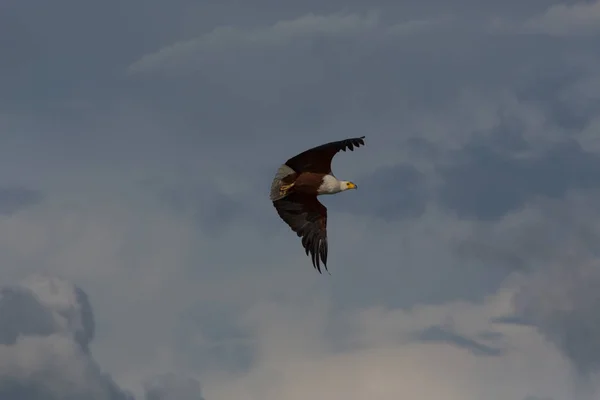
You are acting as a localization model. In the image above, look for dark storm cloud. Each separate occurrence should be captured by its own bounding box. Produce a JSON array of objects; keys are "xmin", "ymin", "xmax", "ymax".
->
[
  {"xmin": 127, "ymin": 30, "xmax": 578, "ymax": 143},
  {"xmin": 2, "ymin": 0, "xmax": 600, "ymax": 396},
  {"xmin": 0, "ymin": 187, "xmax": 42, "ymax": 215},
  {"xmin": 455, "ymin": 191, "xmax": 600, "ymax": 378},
  {"xmin": 0, "ymin": 287, "xmax": 56, "ymax": 344},
  {"xmin": 414, "ymin": 325, "xmax": 504, "ymax": 356},
  {"xmin": 437, "ymin": 140, "xmax": 600, "ymax": 220},
  {"xmin": 331, "ymin": 163, "xmax": 427, "ymax": 220},
  {"xmin": 72, "ymin": 286, "xmax": 96, "ymax": 353},
  {"xmin": 156, "ymin": 182, "xmax": 245, "ymax": 235}
]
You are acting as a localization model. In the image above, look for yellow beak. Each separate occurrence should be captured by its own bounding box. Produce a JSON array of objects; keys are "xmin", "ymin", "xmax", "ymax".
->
[{"xmin": 348, "ymin": 182, "xmax": 357, "ymax": 189}]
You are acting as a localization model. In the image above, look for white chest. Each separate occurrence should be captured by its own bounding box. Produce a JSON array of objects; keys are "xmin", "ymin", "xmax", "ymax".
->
[{"xmin": 318, "ymin": 175, "xmax": 342, "ymax": 195}]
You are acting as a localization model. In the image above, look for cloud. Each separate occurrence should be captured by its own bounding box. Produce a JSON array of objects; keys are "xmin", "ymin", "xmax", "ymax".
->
[
  {"xmin": 455, "ymin": 189, "xmax": 600, "ymax": 271},
  {"xmin": 21, "ymin": 275, "xmax": 95, "ymax": 352},
  {"xmin": 128, "ymin": 11, "xmax": 378, "ymax": 75},
  {"xmin": 128, "ymin": 11, "xmax": 450, "ymax": 75},
  {"xmin": 332, "ymin": 162, "xmax": 428, "ymax": 220},
  {"xmin": 0, "ymin": 334, "xmax": 134, "ymax": 400},
  {"xmin": 4, "ymin": 1, "xmax": 600, "ymax": 399},
  {"xmin": 204, "ymin": 287, "xmax": 574, "ymax": 400},
  {"xmin": 0, "ymin": 286, "xmax": 56, "ymax": 345},
  {"xmin": 437, "ymin": 140, "xmax": 600, "ymax": 220},
  {"xmin": 0, "ymin": 271, "xmax": 583, "ymax": 400},
  {"xmin": 144, "ymin": 373, "xmax": 205, "ymax": 400},
  {"xmin": 0, "ymin": 275, "xmax": 134, "ymax": 400},
  {"xmin": 414, "ymin": 324, "xmax": 504, "ymax": 357},
  {"xmin": 514, "ymin": 259, "xmax": 600, "ymax": 377},
  {"xmin": 452, "ymin": 189, "xmax": 600, "ymax": 389},
  {"xmin": 522, "ymin": 0, "xmax": 600, "ymax": 36},
  {"xmin": 0, "ymin": 186, "xmax": 42, "ymax": 215},
  {"xmin": 490, "ymin": 1, "xmax": 600, "ymax": 37},
  {"xmin": 0, "ymin": 275, "xmax": 206, "ymax": 400}
]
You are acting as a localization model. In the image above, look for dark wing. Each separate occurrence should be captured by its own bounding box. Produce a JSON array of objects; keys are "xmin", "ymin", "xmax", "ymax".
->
[
  {"xmin": 273, "ymin": 193, "xmax": 329, "ymax": 273},
  {"xmin": 284, "ymin": 136, "xmax": 366, "ymax": 174}
]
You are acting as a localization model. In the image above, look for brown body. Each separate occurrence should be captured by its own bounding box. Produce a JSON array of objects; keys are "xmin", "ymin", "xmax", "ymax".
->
[{"xmin": 280, "ymin": 172, "xmax": 324, "ymax": 196}]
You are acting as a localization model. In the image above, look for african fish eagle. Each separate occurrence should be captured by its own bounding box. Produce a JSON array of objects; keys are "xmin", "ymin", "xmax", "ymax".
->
[{"xmin": 270, "ymin": 136, "xmax": 366, "ymax": 273}]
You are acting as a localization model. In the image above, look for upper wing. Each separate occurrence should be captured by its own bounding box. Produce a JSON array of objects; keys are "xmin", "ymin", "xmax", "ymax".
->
[
  {"xmin": 273, "ymin": 193, "xmax": 329, "ymax": 273},
  {"xmin": 284, "ymin": 136, "xmax": 366, "ymax": 174}
]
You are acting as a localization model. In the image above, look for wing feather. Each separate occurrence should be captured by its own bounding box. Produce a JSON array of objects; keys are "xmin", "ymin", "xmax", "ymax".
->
[
  {"xmin": 284, "ymin": 136, "xmax": 366, "ymax": 174},
  {"xmin": 273, "ymin": 193, "xmax": 328, "ymax": 273}
]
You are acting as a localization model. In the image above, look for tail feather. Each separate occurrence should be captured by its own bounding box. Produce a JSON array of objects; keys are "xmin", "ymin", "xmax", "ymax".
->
[{"xmin": 270, "ymin": 164, "xmax": 296, "ymax": 201}]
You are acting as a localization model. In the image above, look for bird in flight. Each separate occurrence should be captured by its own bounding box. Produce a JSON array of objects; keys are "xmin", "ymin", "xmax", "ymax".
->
[{"xmin": 270, "ymin": 136, "xmax": 366, "ymax": 273}]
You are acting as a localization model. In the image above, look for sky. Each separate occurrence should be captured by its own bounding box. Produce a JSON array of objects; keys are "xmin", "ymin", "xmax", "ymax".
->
[{"xmin": 1, "ymin": 0, "xmax": 600, "ymax": 399}]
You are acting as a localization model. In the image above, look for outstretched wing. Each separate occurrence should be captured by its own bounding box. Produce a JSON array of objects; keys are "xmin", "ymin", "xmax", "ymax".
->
[
  {"xmin": 284, "ymin": 136, "xmax": 366, "ymax": 174},
  {"xmin": 273, "ymin": 193, "xmax": 329, "ymax": 273}
]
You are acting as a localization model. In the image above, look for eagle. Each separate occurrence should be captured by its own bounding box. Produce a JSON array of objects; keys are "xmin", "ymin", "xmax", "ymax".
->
[{"xmin": 270, "ymin": 136, "xmax": 366, "ymax": 273}]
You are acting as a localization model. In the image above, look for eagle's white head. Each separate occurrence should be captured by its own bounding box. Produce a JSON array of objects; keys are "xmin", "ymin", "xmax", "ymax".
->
[
  {"xmin": 339, "ymin": 180, "xmax": 357, "ymax": 191},
  {"xmin": 318, "ymin": 175, "xmax": 357, "ymax": 195}
]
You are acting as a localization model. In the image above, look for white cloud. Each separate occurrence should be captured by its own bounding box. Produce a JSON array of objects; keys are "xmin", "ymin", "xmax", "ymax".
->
[
  {"xmin": 0, "ymin": 276, "xmax": 133, "ymax": 400},
  {"xmin": 22, "ymin": 275, "xmax": 94, "ymax": 348},
  {"xmin": 2, "ymin": 170, "xmax": 599, "ymax": 398},
  {"xmin": 0, "ymin": 275, "xmax": 209, "ymax": 400},
  {"xmin": 203, "ymin": 284, "xmax": 575, "ymax": 400}
]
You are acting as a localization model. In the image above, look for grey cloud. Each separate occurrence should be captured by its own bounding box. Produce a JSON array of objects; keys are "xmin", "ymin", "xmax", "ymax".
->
[
  {"xmin": 177, "ymin": 307, "xmax": 255, "ymax": 374},
  {"xmin": 21, "ymin": 276, "xmax": 96, "ymax": 353},
  {"xmin": 523, "ymin": 397, "xmax": 554, "ymax": 400},
  {"xmin": 0, "ymin": 335, "xmax": 135, "ymax": 400},
  {"xmin": 437, "ymin": 140, "xmax": 600, "ymax": 220},
  {"xmin": 155, "ymin": 182, "xmax": 245, "ymax": 235},
  {"xmin": 128, "ymin": 11, "xmax": 456, "ymax": 76},
  {"xmin": 116, "ymin": 28, "xmax": 593, "ymax": 174},
  {"xmin": 454, "ymin": 189, "xmax": 600, "ymax": 275},
  {"xmin": 144, "ymin": 373, "xmax": 205, "ymax": 400},
  {"xmin": 414, "ymin": 325, "xmax": 504, "ymax": 357},
  {"xmin": 72, "ymin": 287, "xmax": 95, "ymax": 352},
  {"xmin": 3, "ymin": 0, "xmax": 600, "ymax": 397},
  {"xmin": 332, "ymin": 163, "xmax": 428, "ymax": 220},
  {"xmin": 454, "ymin": 191, "xmax": 600, "ymax": 377},
  {"xmin": 476, "ymin": 330, "xmax": 504, "ymax": 341},
  {"xmin": 521, "ymin": 1, "xmax": 600, "ymax": 36},
  {"xmin": 129, "ymin": 11, "xmax": 381, "ymax": 75},
  {"xmin": 0, "ymin": 276, "xmax": 204, "ymax": 400},
  {"xmin": 0, "ymin": 287, "xmax": 56, "ymax": 345},
  {"xmin": 0, "ymin": 277, "xmax": 134, "ymax": 400},
  {"xmin": 514, "ymin": 260, "xmax": 600, "ymax": 376},
  {"xmin": 4, "ymin": 0, "xmax": 593, "ymax": 161},
  {"xmin": 0, "ymin": 186, "xmax": 42, "ymax": 215},
  {"xmin": 490, "ymin": 315, "xmax": 533, "ymax": 327}
]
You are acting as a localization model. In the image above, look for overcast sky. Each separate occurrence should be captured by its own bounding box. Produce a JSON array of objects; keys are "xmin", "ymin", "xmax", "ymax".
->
[{"xmin": 2, "ymin": 0, "xmax": 600, "ymax": 399}]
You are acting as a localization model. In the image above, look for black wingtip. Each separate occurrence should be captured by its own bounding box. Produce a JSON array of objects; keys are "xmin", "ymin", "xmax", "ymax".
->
[
  {"xmin": 311, "ymin": 251, "xmax": 328, "ymax": 274},
  {"xmin": 312, "ymin": 256, "xmax": 322, "ymax": 273},
  {"xmin": 323, "ymin": 261, "xmax": 330, "ymax": 275}
]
